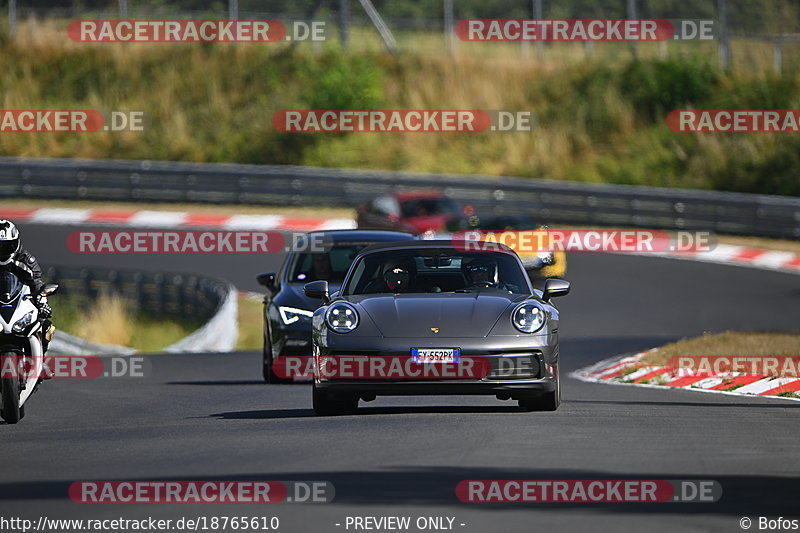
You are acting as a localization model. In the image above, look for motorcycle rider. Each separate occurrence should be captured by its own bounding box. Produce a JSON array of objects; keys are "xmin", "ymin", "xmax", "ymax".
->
[{"xmin": 0, "ymin": 220, "xmax": 54, "ymax": 353}]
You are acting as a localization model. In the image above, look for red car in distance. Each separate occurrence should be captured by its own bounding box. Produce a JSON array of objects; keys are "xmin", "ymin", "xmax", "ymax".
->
[
  {"xmin": 356, "ymin": 191, "xmax": 474, "ymax": 235},
  {"xmin": 357, "ymin": 190, "xmax": 568, "ymax": 278}
]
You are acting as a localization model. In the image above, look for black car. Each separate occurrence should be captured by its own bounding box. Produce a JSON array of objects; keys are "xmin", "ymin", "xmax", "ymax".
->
[
  {"xmin": 303, "ymin": 240, "xmax": 570, "ymax": 415},
  {"xmin": 256, "ymin": 230, "xmax": 415, "ymax": 383}
]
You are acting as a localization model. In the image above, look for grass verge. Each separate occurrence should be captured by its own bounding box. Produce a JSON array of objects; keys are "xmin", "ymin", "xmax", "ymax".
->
[
  {"xmin": 1, "ymin": 20, "xmax": 800, "ymax": 196},
  {"xmin": 236, "ymin": 293, "xmax": 264, "ymax": 351},
  {"xmin": 50, "ymin": 293, "xmax": 203, "ymax": 352},
  {"xmin": 640, "ymin": 331, "xmax": 800, "ymax": 366}
]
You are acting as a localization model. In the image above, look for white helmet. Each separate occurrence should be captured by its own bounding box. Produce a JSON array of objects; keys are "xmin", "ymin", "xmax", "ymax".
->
[{"xmin": 0, "ymin": 220, "xmax": 20, "ymax": 265}]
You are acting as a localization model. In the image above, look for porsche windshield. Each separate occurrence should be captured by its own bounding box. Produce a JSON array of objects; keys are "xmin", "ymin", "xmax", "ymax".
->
[{"xmin": 342, "ymin": 249, "xmax": 529, "ymax": 295}]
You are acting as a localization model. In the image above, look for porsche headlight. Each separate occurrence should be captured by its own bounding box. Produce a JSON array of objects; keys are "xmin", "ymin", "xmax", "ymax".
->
[
  {"xmin": 278, "ymin": 306, "xmax": 314, "ymax": 325},
  {"xmin": 512, "ymin": 302, "xmax": 546, "ymax": 333},
  {"xmin": 325, "ymin": 302, "xmax": 359, "ymax": 333},
  {"xmin": 12, "ymin": 311, "xmax": 34, "ymax": 333}
]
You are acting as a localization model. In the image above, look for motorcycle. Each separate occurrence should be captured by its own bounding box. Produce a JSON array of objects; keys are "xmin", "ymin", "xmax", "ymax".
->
[{"xmin": 0, "ymin": 272, "xmax": 57, "ymax": 424}]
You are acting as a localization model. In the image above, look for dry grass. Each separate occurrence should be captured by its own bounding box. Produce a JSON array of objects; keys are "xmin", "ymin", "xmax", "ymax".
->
[
  {"xmin": 2, "ymin": 18, "xmax": 800, "ymax": 196},
  {"xmin": 52, "ymin": 292, "xmax": 202, "ymax": 352},
  {"xmin": 75, "ymin": 292, "xmax": 133, "ymax": 346},
  {"xmin": 236, "ymin": 293, "xmax": 264, "ymax": 351},
  {"xmin": 641, "ymin": 331, "xmax": 800, "ymax": 366}
]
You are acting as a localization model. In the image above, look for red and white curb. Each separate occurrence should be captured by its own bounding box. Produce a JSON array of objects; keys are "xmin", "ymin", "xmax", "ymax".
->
[
  {"xmin": 4, "ymin": 206, "xmax": 799, "ymax": 272},
  {"xmin": 572, "ymin": 350, "xmax": 800, "ymax": 402},
  {"xmin": 626, "ymin": 243, "xmax": 800, "ymax": 274},
  {"xmin": 427, "ymin": 230, "xmax": 800, "ymax": 274},
  {"xmin": 0, "ymin": 207, "xmax": 356, "ymax": 231}
]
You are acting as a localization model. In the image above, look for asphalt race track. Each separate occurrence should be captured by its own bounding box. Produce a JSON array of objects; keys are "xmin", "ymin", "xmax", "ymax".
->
[{"xmin": 1, "ymin": 222, "xmax": 798, "ymax": 532}]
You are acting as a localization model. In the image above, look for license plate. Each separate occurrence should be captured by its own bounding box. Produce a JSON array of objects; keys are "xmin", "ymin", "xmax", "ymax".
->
[{"xmin": 411, "ymin": 348, "xmax": 460, "ymax": 363}]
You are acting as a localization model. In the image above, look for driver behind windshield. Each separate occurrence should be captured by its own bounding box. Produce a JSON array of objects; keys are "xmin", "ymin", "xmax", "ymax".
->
[
  {"xmin": 461, "ymin": 257, "xmax": 499, "ymax": 287},
  {"xmin": 365, "ymin": 258, "xmax": 417, "ymax": 293}
]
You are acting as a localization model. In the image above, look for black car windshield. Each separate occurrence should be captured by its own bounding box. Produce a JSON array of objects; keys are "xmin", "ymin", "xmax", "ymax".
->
[
  {"xmin": 400, "ymin": 197, "xmax": 460, "ymax": 218},
  {"xmin": 342, "ymin": 249, "xmax": 529, "ymax": 295},
  {"xmin": 290, "ymin": 243, "xmax": 371, "ymax": 283},
  {"xmin": 0, "ymin": 271, "xmax": 25, "ymax": 303}
]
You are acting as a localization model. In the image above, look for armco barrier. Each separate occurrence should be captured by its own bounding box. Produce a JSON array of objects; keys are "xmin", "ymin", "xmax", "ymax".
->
[
  {"xmin": 49, "ymin": 330, "xmax": 135, "ymax": 357},
  {"xmin": 164, "ymin": 288, "xmax": 238, "ymax": 353},
  {"xmin": 1, "ymin": 156, "xmax": 798, "ymax": 239},
  {"xmin": 43, "ymin": 265, "xmax": 238, "ymax": 353}
]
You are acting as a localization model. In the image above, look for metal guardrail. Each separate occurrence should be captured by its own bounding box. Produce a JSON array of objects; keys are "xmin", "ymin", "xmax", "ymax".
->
[
  {"xmin": 1, "ymin": 156, "xmax": 799, "ymax": 239},
  {"xmin": 50, "ymin": 330, "xmax": 135, "ymax": 357},
  {"xmin": 42, "ymin": 264, "xmax": 238, "ymax": 353}
]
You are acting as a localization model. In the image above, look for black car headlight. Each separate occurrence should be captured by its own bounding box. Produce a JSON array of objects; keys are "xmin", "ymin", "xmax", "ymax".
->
[
  {"xmin": 12, "ymin": 310, "xmax": 34, "ymax": 333},
  {"xmin": 278, "ymin": 306, "xmax": 314, "ymax": 325},
  {"xmin": 325, "ymin": 302, "xmax": 359, "ymax": 334},
  {"xmin": 511, "ymin": 302, "xmax": 546, "ymax": 333}
]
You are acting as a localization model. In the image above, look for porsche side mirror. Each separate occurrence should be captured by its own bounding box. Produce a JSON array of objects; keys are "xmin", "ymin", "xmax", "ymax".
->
[
  {"xmin": 304, "ymin": 280, "xmax": 330, "ymax": 303},
  {"xmin": 40, "ymin": 284, "xmax": 59, "ymax": 296},
  {"xmin": 542, "ymin": 278, "xmax": 570, "ymax": 301},
  {"xmin": 256, "ymin": 272, "xmax": 276, "ymax": 291}
]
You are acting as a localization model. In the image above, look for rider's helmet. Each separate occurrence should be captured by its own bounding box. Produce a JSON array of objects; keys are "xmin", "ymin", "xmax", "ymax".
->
[
  {"xmin": 383, "ymin": 258, "xmax": 417, "ymax": 292},
  {"xmin": 461, "ymin": 256, "xmax": 497, "ymax": 285},
  {"xmin": 0, "ymin": 220, "xmax": 20, "ymax": 266}
]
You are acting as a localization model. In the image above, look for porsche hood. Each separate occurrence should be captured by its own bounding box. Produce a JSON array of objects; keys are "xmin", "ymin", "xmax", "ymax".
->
[{"xmin": 351, "ymin": 293, "xmax": 527, "ymax": 338}]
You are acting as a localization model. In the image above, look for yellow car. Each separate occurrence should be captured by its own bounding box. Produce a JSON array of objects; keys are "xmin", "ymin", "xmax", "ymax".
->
[{"xmin": 473, "ymin": 227, "xmax": 568, "ymax": 279}]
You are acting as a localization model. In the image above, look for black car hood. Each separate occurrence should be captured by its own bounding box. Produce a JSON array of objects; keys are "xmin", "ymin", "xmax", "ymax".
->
[{"xmin": 352, "ymin": 292, "xmax": 527, "ymax": 338}]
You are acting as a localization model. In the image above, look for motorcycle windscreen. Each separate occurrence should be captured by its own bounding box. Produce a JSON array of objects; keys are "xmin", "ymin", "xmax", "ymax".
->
[{"xmin": 0, "ymin": 271, "xmax": 25, "ymax": 310}]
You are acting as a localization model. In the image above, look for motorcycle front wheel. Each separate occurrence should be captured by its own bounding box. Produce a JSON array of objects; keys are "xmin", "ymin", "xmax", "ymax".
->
[{"xmin": 1, "ymin": 352, "xmax": 21, "ymax": 424}]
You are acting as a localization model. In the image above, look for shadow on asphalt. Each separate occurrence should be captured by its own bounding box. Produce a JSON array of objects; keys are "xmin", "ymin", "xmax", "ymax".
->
[
  {"xmin": 167, "ymin": 380, "xmax": 267, "ymax": 386},
  {"xmin": 209, "ymin": 408, "xmax": 317, "ymax": 419},
  {"xmin": 209, "ymin": 405, "xmax": 528, "ymax": 419}
]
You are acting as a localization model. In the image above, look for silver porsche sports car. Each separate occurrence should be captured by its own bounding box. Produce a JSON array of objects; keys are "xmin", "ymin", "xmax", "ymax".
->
[{"xmin": 303, "ymin": 240, "xmax": 570, "ymax": 415}]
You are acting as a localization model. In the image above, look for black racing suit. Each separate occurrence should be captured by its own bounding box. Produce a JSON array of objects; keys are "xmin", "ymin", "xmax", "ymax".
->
[
  {"xmin": 6, "ymin": 248, "xmax": 44, "ymax": 293},
  {"xmin": 3, "ymin": 248, "xmax": 52, "ymax": 352}
]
